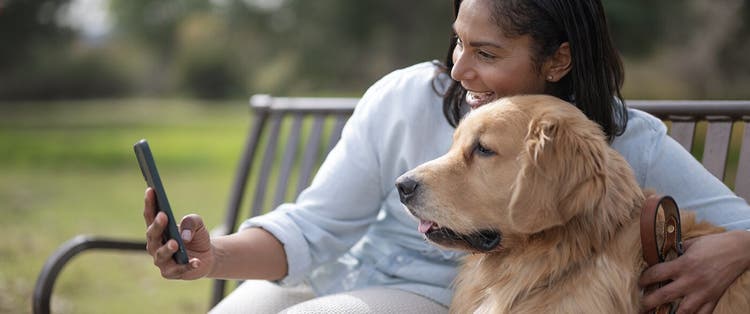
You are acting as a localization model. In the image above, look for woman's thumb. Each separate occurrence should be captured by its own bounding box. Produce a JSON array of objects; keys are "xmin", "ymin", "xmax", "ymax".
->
[{"xmin": 179, "ymin": 214, "xmax": 204, "ymax": 242}]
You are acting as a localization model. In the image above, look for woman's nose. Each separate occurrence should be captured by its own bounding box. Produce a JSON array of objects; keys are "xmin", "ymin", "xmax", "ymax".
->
[{"xmin": 451, "ymin": 49, "xmax": 476, "ymax": 81}]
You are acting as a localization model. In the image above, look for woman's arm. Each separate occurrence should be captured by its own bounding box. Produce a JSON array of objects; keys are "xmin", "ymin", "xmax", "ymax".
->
[
  {"xmin": 625, "ymin": 113, "xmax": 750, "ymax": 312},
  {"xmin": 144, "ymin": 188, "xmax": 288, "ymax": 281},
  {"xmin": 208, "ymin": 227, "xmax": 288, "ymax": 280}
]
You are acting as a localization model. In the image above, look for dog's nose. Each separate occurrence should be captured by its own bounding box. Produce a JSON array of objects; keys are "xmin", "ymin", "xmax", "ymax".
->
[{"xmin": 396, "ymin": 176, "xmax": 419, "ymax": 204}]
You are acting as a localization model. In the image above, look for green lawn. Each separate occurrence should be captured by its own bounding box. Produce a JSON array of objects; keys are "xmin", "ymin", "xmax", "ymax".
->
[{"xmin": 0, "ymin": 99, "xmax": 250, "ymax": 314}]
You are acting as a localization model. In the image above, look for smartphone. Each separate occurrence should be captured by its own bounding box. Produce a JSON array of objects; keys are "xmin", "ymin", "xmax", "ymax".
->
[{"xmin": 134, "ymin": 139, "xmax": 189, "ymax": 264}]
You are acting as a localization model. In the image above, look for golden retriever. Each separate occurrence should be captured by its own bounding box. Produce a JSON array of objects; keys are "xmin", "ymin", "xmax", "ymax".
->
[{"xmin": 396, "ymin": 95, "xmax": 750, "ymax": 313}]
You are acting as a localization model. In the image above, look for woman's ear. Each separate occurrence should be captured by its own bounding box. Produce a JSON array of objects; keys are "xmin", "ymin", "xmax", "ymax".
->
[{"xmin": 543, "ymin": 42, "xmax": 572, "ymax": 82}]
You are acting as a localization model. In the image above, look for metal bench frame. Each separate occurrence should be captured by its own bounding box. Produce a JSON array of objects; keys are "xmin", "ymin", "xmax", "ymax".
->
[{"xmin": 32, "ymin": 96, "xmax": 750, "ymax": 313}]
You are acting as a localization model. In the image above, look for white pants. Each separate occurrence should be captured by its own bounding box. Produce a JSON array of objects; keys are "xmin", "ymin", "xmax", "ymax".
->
[{"xmin": 209, "ymin": 280, "xmax": 448, "ymax": 314}]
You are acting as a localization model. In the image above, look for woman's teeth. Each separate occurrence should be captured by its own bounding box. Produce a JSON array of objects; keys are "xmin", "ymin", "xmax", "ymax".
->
[{"xmin": 466, "ymin": 91, "xmax": 495, "ymax": 109}]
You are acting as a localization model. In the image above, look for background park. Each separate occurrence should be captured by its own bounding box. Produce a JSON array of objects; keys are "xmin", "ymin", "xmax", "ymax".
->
[{"xmin": 1, "ymin": 0, "xmax": 749, "ymax": 313}]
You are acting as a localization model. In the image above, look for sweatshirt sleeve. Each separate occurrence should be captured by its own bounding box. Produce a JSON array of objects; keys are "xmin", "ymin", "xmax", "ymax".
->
[{"xmin": 238, "ymin": 68, "xmax": 410, "ymax": 285}]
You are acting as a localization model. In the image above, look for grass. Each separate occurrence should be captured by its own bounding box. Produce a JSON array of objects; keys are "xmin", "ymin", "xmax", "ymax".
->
[{"xmin": 0, "ymin": 99, "xmax": 249, "ymax": 314}]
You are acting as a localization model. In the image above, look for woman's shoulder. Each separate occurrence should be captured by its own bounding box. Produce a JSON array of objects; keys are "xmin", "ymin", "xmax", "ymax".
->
[
  {"xmin": 622, "ymin": 107, "xmax": 668, "ymax": 139},
  {"xmin": 382, "ymin": 60, "xmax": 448, "ymax": 85},
  {"xmin": 356, "ymin": 61, "xmax": 449, "ymax": 118},
  {"xmin": 610, "ymin": 107, "xmax": 672, "ymax": 184},
  {"xmin": 611, "ymin": 108, "xmax": 668, "ymax": 157},
  {"xmin": 362, "ymin": 61, "xmax": 448, "ymax": 102}
]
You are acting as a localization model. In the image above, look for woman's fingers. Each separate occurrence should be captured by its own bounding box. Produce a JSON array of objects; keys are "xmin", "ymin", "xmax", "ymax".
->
[
  {"xmin": 639, "ymin": 258, "xmax": 685, "ymax": 311},
  {"xmin": 152, "ymin": 239, "xmax": 193, "ymax": 278},
  {"xmin": 639, "ymin": 259, "xmax": 680, "ymax": 287},
  {"xmin": 154, "ymin": 239, "xmax": 177, "ymax": 264},
  {"xmin": 145, "ymin": 211, "xmax": 167, "ymax": 254},
  {"xmin": 143, "ymin": 188, "xmax": 157, "ymax": 225}
]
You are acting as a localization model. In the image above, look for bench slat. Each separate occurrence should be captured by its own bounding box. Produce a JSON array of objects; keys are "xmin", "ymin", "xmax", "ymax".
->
[
  {"xmin": 735, "ymin": 121, "xmax": 750, "ymax": 200},
  {"xmin": 223, "ymin": 111, "xmax": 269, "ymax": 234},
  {"xmin": 251, "ymin": 113, "xmax": 283, "ymax": 217},
  {"xmin": 701, "ymin": 119, "xmax": 732, "ymax": 180},
  {"xmin": 273, "ymin": 114, "xmax": 304, "ymax": 207},
  {"xmin": 297, "ymin": 115, "xmax": 326, "ymax": 195},
  {"xmin": 669, "ymin": 120, "xmax": 696, "ymax": 152}
]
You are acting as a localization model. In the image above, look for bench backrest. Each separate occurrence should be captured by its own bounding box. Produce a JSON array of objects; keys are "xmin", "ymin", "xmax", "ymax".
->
[
  {"xmin": 628, "ymin": 100, "xmax": 750, "ymax": 197},
  {"xmin": 210, "ymin": 96, "xmax": 750, "ymax": 306},
  {"xmin": 210, "ymin": 95, "xmax": 358, "ymax": 304}
]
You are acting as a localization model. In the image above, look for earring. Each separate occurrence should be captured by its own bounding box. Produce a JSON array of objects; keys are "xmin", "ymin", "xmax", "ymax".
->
[{"xmin": 547, "ymin": 75, "xmax": 554, "ymax": 81}]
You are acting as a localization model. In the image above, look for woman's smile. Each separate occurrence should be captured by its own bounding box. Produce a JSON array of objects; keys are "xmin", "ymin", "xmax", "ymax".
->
[{"xmin": 465, "ymin": 90, "xmax": 496, "ymax": 110}]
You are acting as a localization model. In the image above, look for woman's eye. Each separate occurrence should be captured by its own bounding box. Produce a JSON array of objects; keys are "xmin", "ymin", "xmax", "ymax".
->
[
  {"xmin": 477, "ymin": 50, "xmax": 495, "ymax": 60},
  {"xmin": 475, "ymin": 143, "xmax": 495, "ymax": 157},
  {"xmin": 455, "ymin": 37, "xmax": 464, "ymax": 48}
]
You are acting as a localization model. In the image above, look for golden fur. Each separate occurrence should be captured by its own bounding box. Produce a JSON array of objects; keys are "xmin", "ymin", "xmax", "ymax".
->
[{"xmin": 398, "ymin": 95, "xmax": 750, "ymax": 313}]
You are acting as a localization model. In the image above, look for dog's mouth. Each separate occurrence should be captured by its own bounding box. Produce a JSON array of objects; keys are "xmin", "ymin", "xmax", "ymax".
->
[{"xmin": 418, "ymin": 219, "xmax": 502, "ymax": 253}]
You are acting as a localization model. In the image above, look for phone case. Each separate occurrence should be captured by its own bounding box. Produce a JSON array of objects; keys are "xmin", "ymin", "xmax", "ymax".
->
[{"xmin": 134, "ymin": 139, "xmax": 189, "ymax": 264}]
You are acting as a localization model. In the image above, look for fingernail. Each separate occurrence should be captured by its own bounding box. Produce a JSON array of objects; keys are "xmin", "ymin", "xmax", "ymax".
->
[{"xmin": 181, "ymin": 229, "xmax": 192, "ymax": 241}]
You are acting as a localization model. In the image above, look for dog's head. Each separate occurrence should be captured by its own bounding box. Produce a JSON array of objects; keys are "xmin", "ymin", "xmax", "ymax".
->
[{"xmin": 396, "ymin": 95, "xmax": 627, "ymax": 253}]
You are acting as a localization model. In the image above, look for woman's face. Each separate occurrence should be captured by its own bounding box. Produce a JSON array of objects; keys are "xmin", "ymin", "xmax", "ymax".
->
[{"xmin": 451, "ymin": 0, "xmax": 548, "ymax": 110}]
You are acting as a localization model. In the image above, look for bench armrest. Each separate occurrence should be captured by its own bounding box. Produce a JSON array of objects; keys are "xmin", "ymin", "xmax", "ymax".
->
[{"xmin": 32, "ymin": 235, "xmax": 145, "ymax": 314}]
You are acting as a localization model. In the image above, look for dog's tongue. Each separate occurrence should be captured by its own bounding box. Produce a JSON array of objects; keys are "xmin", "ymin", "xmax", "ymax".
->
[{"xmin": 418, "ymin": 220, "xmax": 435, "ymax": 233}]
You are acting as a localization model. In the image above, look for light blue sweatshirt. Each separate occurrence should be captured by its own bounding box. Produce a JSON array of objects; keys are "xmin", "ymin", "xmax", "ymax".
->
[{"xmin": 241, "ymin": 61, "xmax": 750, "ymax": 306}]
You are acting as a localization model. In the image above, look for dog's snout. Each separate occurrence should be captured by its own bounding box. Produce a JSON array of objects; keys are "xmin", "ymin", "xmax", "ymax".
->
[{"xmin": 396, "ymin": 176, "xmax": 419, "ymax": 204}]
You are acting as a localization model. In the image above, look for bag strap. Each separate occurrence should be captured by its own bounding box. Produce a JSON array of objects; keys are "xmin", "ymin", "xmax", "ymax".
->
[{"xmin": 640, "ymin": 194, "xmax": 684, "ymax": 314}]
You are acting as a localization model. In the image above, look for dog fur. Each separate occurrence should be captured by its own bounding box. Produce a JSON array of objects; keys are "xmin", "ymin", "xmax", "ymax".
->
[{"xmin": 396, "ymin": 95, "xmax": 750, "ymax": 313}]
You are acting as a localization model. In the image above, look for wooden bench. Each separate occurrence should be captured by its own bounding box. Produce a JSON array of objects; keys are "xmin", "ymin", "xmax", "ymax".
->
[{"xmin": 32, "ymin": 96, "xmax": 750, "ymax": 313}]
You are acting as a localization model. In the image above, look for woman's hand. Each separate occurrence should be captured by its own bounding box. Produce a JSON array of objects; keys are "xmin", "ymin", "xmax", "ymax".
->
[
  {"xmin": 639, "ymin": 230, "xmax": 750, "ymax": 314},
  {"xmin": 143, "ymin": 188, "xmax": 215, "ymax": 280}
]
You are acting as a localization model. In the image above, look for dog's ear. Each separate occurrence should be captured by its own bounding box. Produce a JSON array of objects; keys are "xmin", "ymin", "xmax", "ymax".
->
[{"xmin": 508, "ymin": 108, "xmax": 607, "ymax": 234}]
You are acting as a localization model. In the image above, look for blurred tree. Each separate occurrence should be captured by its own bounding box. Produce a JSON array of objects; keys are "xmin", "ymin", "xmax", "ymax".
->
[
  {"xmin": 108, "ymin": 0, "xmax": 212, "ymax": 95},
  {"xmin": 1, "ymin": 0, "xmax": 748, "ymax": 100},
  {"xmin": 719, "ymin": 2, "xmax": 750, "ymax": 83},
  {"xmin": 0, "ymin": 0, "xmax": 131, "ymax": 100},
  {"xmin": 216, "ymin": 0, "xmax": 451, "ymax": 95},
  {"xmin": 602, "ymin": 0, "xmax": 685, "ymax": 59},
  {"xmin": 0, "ymin": 0, "xmax": 73, "ymax": 72},
  {"xmin": 173, "ymin": 12, "xmax": 243, "ymax": 98}
]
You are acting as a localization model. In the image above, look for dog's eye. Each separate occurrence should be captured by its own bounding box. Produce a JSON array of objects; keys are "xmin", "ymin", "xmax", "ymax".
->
[{"xmin": 475, "ymin": 143, "xmax": 495, "ymax": 157}]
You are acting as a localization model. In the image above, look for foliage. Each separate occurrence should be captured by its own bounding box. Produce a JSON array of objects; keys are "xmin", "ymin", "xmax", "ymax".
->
[
  {"xmin": 0, "ymin": 48, "xmax": 133, "ymax": 100},
  {"xmin": 0, "ymin": 0, "xmax": 74, "ymax": 71},
  {"xmin": 0, "ymin": 0, "xmax": 748, "ymax": 100}
]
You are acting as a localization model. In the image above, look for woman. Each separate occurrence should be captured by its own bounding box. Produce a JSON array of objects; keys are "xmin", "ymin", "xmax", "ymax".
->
[{"xmin": 144, "ymin": 0, "xmax": 750, "ymax": 312}]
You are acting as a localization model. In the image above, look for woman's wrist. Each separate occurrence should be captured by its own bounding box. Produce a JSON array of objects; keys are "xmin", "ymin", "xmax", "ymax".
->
[
  {"xmin": 204, "ymin": 228, "xmax": 288, "ymax": 280},
  {"xmin": 206, "ymin": 237, "xmax": 225, "ymax": 279}
]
